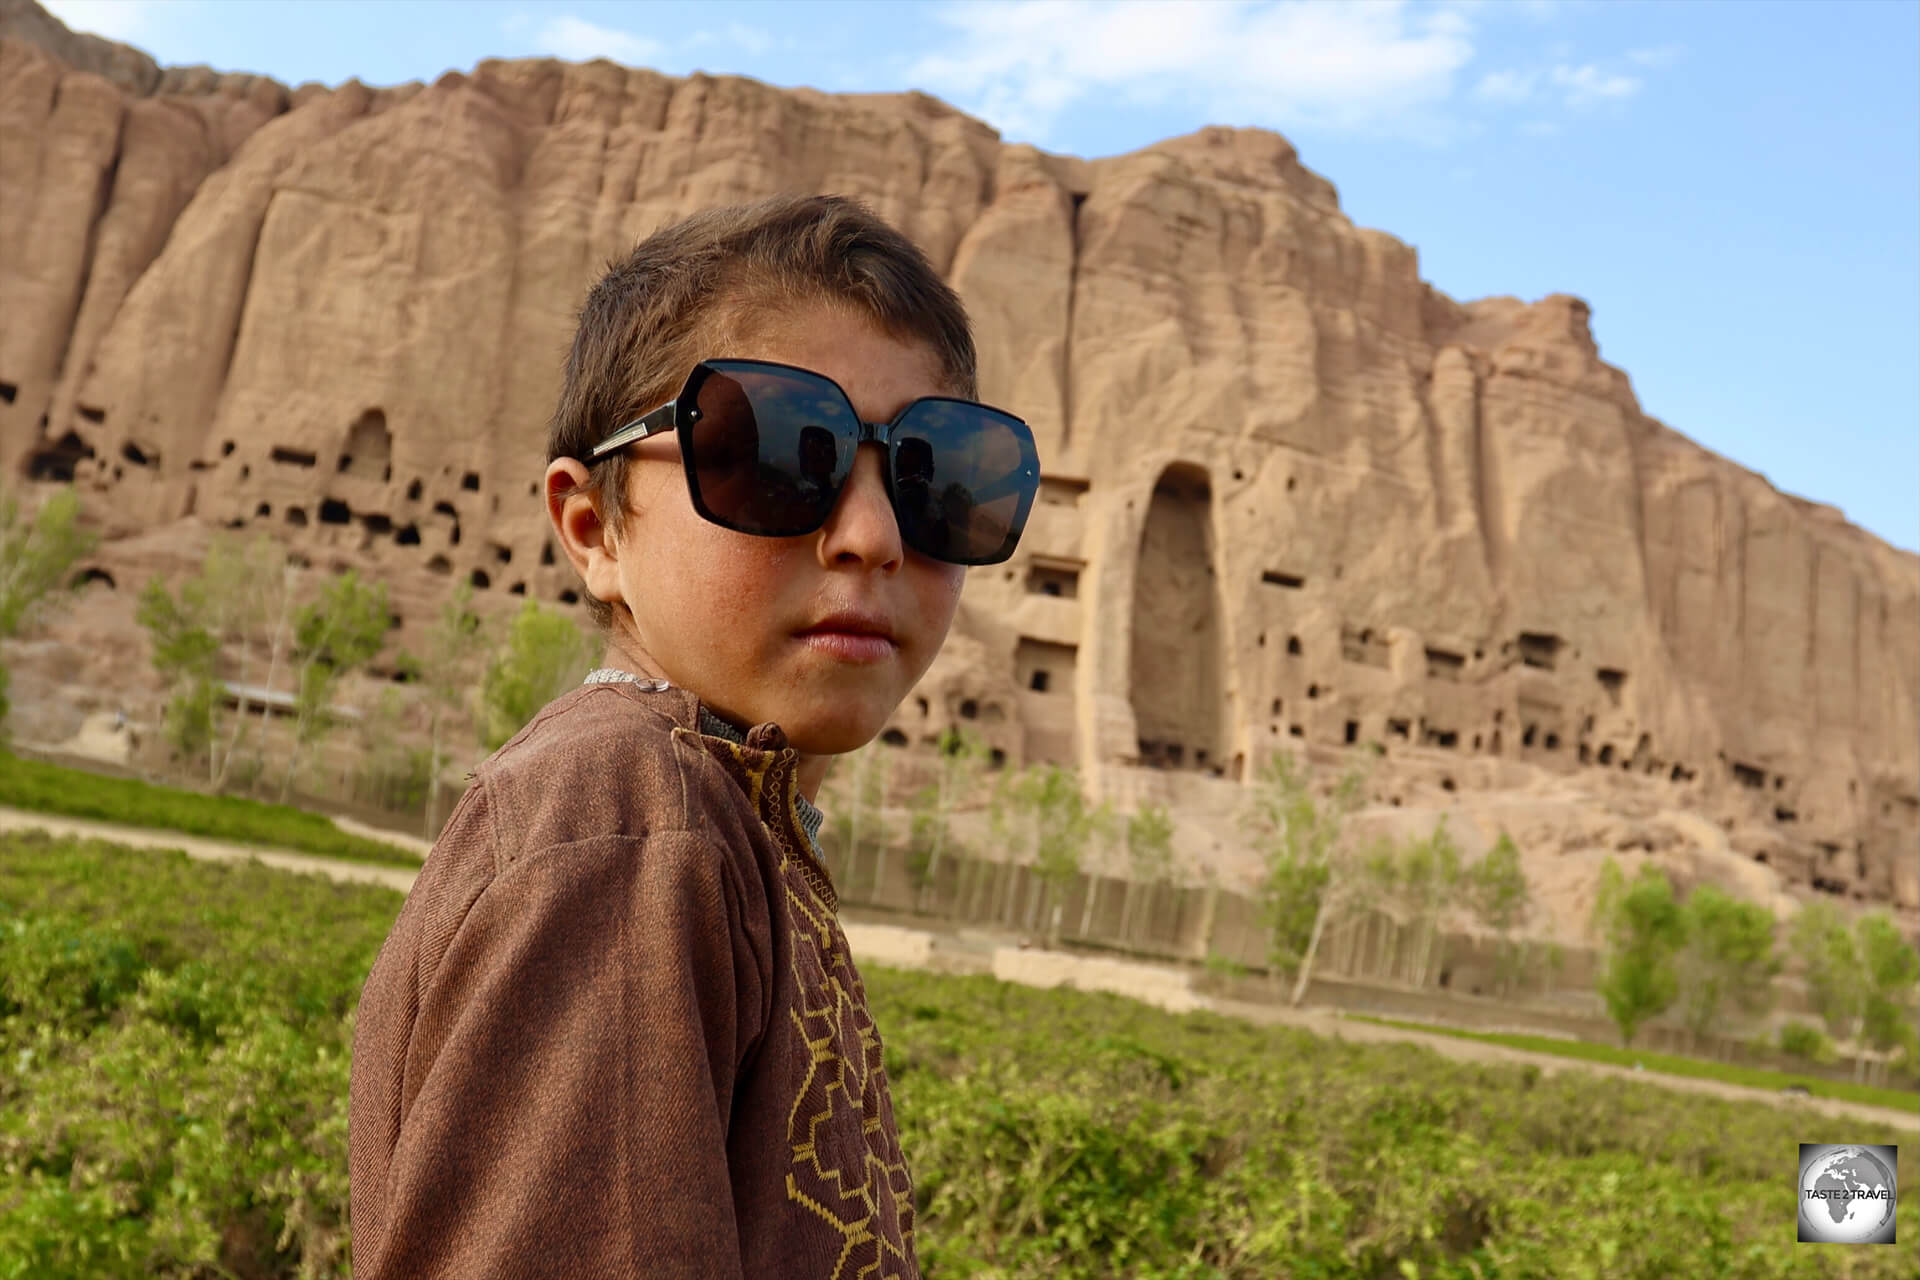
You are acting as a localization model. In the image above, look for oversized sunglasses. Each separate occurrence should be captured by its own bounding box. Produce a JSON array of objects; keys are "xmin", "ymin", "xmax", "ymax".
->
[{"xmin": 588, "ymin": 358, "xmax": 1041, "ymax": 566}]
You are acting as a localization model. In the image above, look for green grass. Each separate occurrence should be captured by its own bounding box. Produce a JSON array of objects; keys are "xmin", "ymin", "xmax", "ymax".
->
[
  {"xmin": 5, "ymin": 829, "xmax": 1915, "ymax": 1279},
  {"xmin": 1350, "ymin": 1013, "xmax": 1920, "ymax": 1113},
  {"xmin": 0, "ymin": 750, "xmax": 420, "ymax": 867}
]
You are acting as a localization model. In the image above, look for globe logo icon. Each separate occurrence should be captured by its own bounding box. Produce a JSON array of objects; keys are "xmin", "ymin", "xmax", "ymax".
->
[{"xmin": 1798, "ymin": 1144, "xmax": 1897, "ymax": 1244}]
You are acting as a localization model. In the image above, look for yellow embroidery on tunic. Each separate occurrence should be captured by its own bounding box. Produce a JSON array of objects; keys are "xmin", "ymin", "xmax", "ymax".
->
[{"xmin": 678, "ymin": 729, "xmax": 916, "ymax": 1280}]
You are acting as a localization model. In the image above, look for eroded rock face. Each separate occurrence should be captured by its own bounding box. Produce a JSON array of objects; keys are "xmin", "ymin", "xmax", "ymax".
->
[{"xmin": 2, "ymin": 0, "xmax": 1914, "ymax": 922}]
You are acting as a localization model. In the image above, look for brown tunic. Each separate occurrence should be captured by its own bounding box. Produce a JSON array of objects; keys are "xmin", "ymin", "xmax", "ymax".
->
[{"xmin": 348, "ymin": 680, "xmax": 918, "ymax": 1279}]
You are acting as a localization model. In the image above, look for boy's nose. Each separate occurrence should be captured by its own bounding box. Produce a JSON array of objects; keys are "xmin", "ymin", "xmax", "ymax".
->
[{"xmin": 820, "ymin": 442, "xmax": 903, "ymax": 558}]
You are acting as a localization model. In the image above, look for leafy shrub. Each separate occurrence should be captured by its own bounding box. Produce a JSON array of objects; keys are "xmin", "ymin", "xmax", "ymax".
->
[
  {"xmin": 1778, "ymin": 1019, "xmax": 1837, "ymax": 1064},
  {"xmin": 0, "ymin": 832, "xmax": 399, "ymax": 1277},
  {"xmin": 4, "ymin": 831, "xmax": 1915, "ymax": 1279}
]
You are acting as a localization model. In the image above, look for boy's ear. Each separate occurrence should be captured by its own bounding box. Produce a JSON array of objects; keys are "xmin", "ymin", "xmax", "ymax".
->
[{"xmin": 545, "ymin": 459, "xmax": 627, "ymax": 608}]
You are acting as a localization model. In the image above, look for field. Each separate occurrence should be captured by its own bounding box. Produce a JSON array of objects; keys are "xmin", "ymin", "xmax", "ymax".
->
[
  {"xmin": 2, "ymin": 831, "xmax": 1914, "ymax": 1279},
  {"xmin": 0, "ymin": 751, "xmax": 420, "ymax": 867}
]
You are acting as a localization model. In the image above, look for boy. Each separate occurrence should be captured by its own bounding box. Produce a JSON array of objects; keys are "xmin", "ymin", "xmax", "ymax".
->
[{"xmin": 347, "ymin": 195, "xmax": 1040, "ymax": 1278}]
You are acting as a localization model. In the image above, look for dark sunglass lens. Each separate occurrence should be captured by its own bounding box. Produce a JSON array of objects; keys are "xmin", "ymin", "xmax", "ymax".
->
[
  {"xmin": 892, "ymin": 401, "xmax": 1035, "ymax": 564},
  {"xmin": 691, "ymin": 366, "xmax": 854, "ymax": 535}
]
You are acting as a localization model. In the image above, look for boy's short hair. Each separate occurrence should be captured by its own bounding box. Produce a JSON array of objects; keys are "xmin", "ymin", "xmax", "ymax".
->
[{"xmin": 547, "ymin": 194, "xmax": 979, "ymax": 631}]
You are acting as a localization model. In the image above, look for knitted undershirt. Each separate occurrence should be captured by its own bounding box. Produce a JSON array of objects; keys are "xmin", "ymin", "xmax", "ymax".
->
[{"xmin": 580, "ymin": 668, "xmax": 827, "ymax": 860}]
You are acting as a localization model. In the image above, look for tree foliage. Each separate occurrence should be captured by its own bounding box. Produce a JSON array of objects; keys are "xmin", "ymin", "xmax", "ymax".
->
[
  {"xmin": 0, "ymin": 481, "xmax": 99, "ymax": 737},
  {"xmin": 1789, "ymin": 903, "xmax": 1920, "ymax": 1083},
  {"xmin": 1238, "ymin": 750, "xmax": 1365, "ymax": 1002},
  {"xmin": 1674, "ymin": 885, "xmax": 1780, "ymax": 1046},
  {"xmin": 1465, "ymin": 831, "xmax": 1533, "ymax": 994},
  {"xmin": 1590, "ymin": 859, "xmax": 1687, "ymax": 1046},
  {"xmin": 0, "ymin": 484, "xmax": 98, "ymax": 637},
  {"xmin": 476, "ymin": 599, "xmax": 593, "ymax": 751},
  {"xmin": 401, "ymin": 579, "xmax": 491, "ymax": 836},
  {"xmin": 281, "ymin": 570, "xmax": 390, "ymax": 800}
]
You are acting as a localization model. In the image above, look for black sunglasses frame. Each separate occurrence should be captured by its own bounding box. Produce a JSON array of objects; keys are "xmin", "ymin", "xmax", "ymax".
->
[{"xmin": 587, "ymin": 358, "xmax": 1041, "ymax": 566}]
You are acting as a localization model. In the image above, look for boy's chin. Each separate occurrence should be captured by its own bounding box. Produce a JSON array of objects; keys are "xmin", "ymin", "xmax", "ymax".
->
[{"xmin": 779, "ymin": 709, "xmax": 893, "ymax": 757}]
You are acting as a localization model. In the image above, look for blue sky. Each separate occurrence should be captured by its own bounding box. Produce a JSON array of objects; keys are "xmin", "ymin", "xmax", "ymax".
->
[{"xmin": 47, "ymin": 0, "xmax": 1919, "ymax": 552}]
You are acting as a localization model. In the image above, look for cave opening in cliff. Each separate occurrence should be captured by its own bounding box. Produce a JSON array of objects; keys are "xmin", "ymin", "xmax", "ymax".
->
[
  {"xmin": 1286, "ymin": 635, "xmax": 1302, "ymax": 655},
  {"xmin": 77, "ymin": 405, "xmax": 105, "ymax": 425},
  {"xmin": 286, "ymin": 507, "xmax": 308, "ymax": 527},
  {"xmin": 470, "ymin": 569, "xmax": 490, "ymax": 590},
  {"xmin": 492, "ymin": 543, "xmax": 512, "ymax": 565},
  {"xmin": 342, "ymin": 409, "xmax": 392, "ymax": 482},
  {"xmin": 1517, "ymin": 631, "xmax": 1563, "ymax": 670},
  {"xmin": 1345, "ymin": 720, "xmax": 1359, "ymax": 744},
  {"xmin": 255, "ymin": 502, "xmax": 272, "ymax": 518},
  {"xmin": 427, "ymin": 555, "xmax": 451, "ymax": 575},
  {"xmin": 1131, "ymin": 464, "xmax": 1224, "ymax": 776},
  {"xmin": 558, "ymin": 589, "xmax": 580, "ymax": 605},
  {"xmin": 1017, "ymin": 637, "xmax": 1078, "ymax": 763},
  {"xmin": 319, "ymin": 499, "xmax": 351, "ymax": 525},
  {"xmin": 24, "ymin": 431, "xmax": 94, "ymax": 482},
  {"xmin": 70, "ymin": 567, "xmax": 115, "ymax": 591},
  {"xmin": 462, "ymin": 472, "xmax": 481, "ymax": 491},
  {"xmin": 1596, "ymin": 667, "xmax": 1627, "ymax": 707},
  {"xmin": 508, "ymin": 582, "xmax": 526, "ymax": 595},
  {"xmin": 0, "ymin": 382, "xmax": 15, "ymax": 404},
  {"xmin": 1026, "ymin": 560, "xmax": 1080, "ymax": 598},
  {"xmin": 1424, "ymin": 647, "xmax": 1465, "ymax": 681},
  {"xmin": 121, "ymin": 441, "xmax": 155, "ymax": 468},
  {"xmin": 271, "ymin": 446, "xmax": 317, "ymax": 468},
  {"xmin": 1731, "ymin": 761, "xmax": 1766, "ymax": 789},
  {"xmin": 395, "ymin": 524, "xmax": 420, "ymax": 546}
]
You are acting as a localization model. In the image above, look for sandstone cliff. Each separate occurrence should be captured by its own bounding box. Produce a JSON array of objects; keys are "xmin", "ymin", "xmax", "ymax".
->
[{"xmin": 2, "ymin": 0, "xmax": 1914, "ymax": 924}]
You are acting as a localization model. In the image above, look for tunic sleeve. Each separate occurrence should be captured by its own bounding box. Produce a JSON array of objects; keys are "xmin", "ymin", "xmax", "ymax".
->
[{"xmin": 350, "ymin": 783, "xmax": 770, "ymax": 1280}]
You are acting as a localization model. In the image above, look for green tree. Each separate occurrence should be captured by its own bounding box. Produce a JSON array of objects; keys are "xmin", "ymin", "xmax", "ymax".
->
[
  {"xmin": 823, "ymin": 738, "xmax": 892, "ymax": 901},
  {"xmin": 280, "ymin": 570, "xmax": 390, "ymax": 801},
  {"xmin": 1074, "ymin": 799, "xmax": 1122, "ymax": 939},
  {"xmin": 1395, "ymin": 818, "xmax": 1465, "ymax": 989},
  {"xmin": 1674, "ymin": 884, "xmax": 1780, "ymax": 1051},
  {"xmin": 202, "ymin": 535, "xmax": 291, "ymax": 791},
  {"xmin": 1004, "ymin": 763, "xmax": 1094, "ymax": 942},
  {"xmin": 1466, "ymin": 831, "xmax": 1533, "ymax": 994},
  {"xmin": 0, "ymin": 485, "xmax": 98, "ymax": 735},
  {"xmin": 1790, "ymin": 904, "xmax": 1919, "ymax": 1085},
  {"xmin": 1590, "ymin": 859, "xmax": 1687, "ymax": 1046},
  {"xmin": 1238, "ymin": 750, "xmax": 1365, "ymax": 1005},
  {"xmin": 135, "ymin": 576, "xmax": 220, "ymax": 760},
  {"xmin": 906, "ymin": 726, "xmax": 993, "ymax": 913},
  {"xmin": 1117, "ymin": 802, "xmax": 1175, "ymax": 944},
  {"xmin": 476, "ymin": 599, "xmax": 593, "ymax": 752},
  {"xmin": 1855, "ymin": 912, "xmax": 1920, "ymax": 1087},
  {"xmin": 401, "ymin": 579, "xmax": 490, "ymax": 838},
  {"xmin": 1791, "ymin": 900, "xmax": 1863, "ymax": 1043}
]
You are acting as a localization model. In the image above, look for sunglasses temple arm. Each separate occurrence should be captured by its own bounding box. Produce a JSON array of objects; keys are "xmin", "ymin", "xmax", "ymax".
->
[{"xmin": 588, "ymin": 401, "xmax": 678, "ymax": 459}]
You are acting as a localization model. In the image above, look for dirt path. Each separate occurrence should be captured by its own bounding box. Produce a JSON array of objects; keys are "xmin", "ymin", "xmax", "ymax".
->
[
  {"xmin": 5, "ymin": 804, "xmax": 1914, "ymax": 1133},
  {"xmin": 0, "ymin": 806, "xmax": 420, "ymax": 893}
]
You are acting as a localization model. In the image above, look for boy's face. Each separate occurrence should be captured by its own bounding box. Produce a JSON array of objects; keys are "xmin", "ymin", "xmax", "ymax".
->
[{"xmin": 547, "ymin": 299, "xmax": 968, "ymax": 794}]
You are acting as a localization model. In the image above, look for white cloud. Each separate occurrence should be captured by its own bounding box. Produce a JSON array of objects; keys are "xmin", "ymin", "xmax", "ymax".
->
[
  {"xmin": 906, "ymin": 0, "xmax": 1478, "ymax": 144},
  {"xmin": 532, "ymin": 15, "xmax": 665, "ymax": 67},
  {"xmin": 1472, "ymin": 69, "xmax": 1537, "ymax": 103},
  {"xmin": 42, "ymin": 0, "xmax": 155, "ymax": 41},
  {"xmin": 1550, "ymin": 63, "xmax": 1639, "ymax": 107}
]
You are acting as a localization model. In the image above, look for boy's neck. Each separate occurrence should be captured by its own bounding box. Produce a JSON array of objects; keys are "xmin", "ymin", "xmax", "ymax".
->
[{"xmin": 593, "ymin": 646, "xmax": 833, "ymax": 806}]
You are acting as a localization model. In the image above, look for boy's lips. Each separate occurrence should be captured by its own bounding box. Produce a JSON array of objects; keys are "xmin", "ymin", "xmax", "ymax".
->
[{"xmin": 796, "ymin": 609, "xmax": 896, "ymax": 642}]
